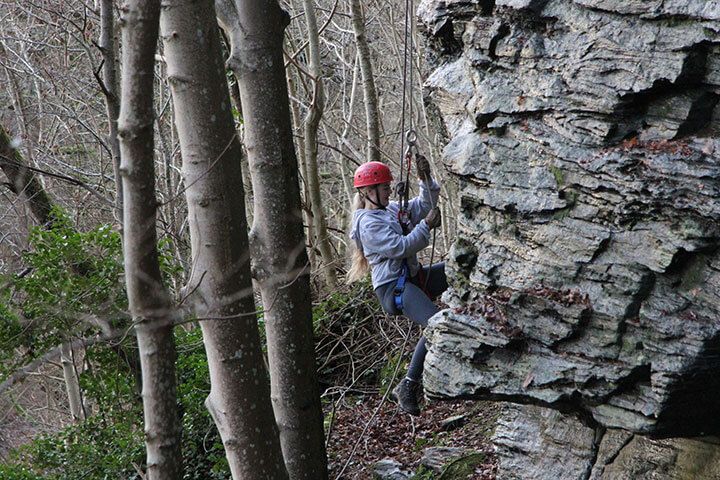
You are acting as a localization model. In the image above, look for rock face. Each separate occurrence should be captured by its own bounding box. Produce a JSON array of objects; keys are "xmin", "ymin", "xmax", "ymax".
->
[
  {"xmin": 419, "ymin": 0, "xmax": 720, "ymax": 477},
  {"xmin": 494, "ymin": 403, "xmax": 720, "ymax": 480}
]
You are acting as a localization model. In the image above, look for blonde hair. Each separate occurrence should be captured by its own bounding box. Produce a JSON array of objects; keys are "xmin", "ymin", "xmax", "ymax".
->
[{"xmin": 346, "ymin": 192, "xmax": 370, "ymax": 283}]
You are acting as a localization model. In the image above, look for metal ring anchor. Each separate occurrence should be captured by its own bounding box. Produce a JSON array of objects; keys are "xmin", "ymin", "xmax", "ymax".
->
[{"xmin": 405, "ymin": 129, "xmax": 417, "ymax": 146}]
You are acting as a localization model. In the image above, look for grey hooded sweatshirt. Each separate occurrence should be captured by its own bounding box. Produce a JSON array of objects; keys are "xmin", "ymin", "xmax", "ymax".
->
[{"xmin": 349, "ymin": 179, "xmax": 441, "ymax": 289}]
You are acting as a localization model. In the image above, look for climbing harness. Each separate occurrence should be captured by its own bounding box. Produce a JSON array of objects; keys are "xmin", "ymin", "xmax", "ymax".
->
[{"xmin": 394, "ymin": 262, "xmax": 409, "ymax": 311}]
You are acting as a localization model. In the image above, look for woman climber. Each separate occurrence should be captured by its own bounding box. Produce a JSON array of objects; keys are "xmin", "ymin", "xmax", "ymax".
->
[{"xmin": 347, "ymin": 158, "xmax": 447, "ymax": 415}]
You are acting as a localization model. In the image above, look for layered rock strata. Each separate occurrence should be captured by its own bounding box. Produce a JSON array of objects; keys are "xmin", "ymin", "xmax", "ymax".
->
[{"xmin": 419, "ymin": 0, "xmax": 720, "ymax": 476}]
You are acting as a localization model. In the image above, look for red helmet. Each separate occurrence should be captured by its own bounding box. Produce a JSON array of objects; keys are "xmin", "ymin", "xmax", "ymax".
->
[{"xmin": 353, "ymin": 162, "xmax": 393, "ymax": 188}]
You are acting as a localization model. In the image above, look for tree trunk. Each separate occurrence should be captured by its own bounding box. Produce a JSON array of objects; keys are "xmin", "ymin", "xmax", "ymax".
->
[
  {"xmin": 329, "ymin": 54, "xmax": 360, "ymax": 258},
  {"xmin": 301, "ymin": 0, "xmax": 337, "ymax": 289},
  {"xmin": 0, "ymin": 124, "xmax": 53, "ymax": 227},
  {"xmin": 60, "ymin": 342, "xmax": 86, "ymax": 422},
  {"xmin": 118, "ymin": 1, "xmax": 182, "ymax": 478},
  {"xmin": 350, "ymin": 0, "xmax": 381, "ymax": 163},
  {"xmin": 336, "ymin": 54, "xmax": 360, "ymax": 208},
  {"xmin": 216, "ymin": 1, "xmax": 329, "ymax": 478},
  {"xmin": 99, "ymin": 0, "xmax": 123, "ymax": 225},
  {"xmin": 160, "ymin": 1, "xmax": 289, "ymax": 478},
  {"xmin": 1, "ymin": 50, "xmax": 37, "ymax": 169},
  {"xmin": 222, "ymin": 30, "xmax": 255, "ymax": 225},
  {"xmin": 287, "ymin": 71, "xmax": 317, "ymax": 271}
]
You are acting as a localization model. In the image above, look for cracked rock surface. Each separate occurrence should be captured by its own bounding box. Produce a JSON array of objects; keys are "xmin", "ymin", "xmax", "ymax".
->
[
  {"xmin": 420, "ymin": 0, "xmax": 720, "ymax": 477},
  {"xmin": 494, "ymin": 404, "xmax": 720, "ymax": 480}
]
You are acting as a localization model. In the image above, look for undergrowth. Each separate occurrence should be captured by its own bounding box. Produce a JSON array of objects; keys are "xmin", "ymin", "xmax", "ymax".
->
[{"xmin": 1, "ymin": 279, "xmax": 407, "ymax": 479}]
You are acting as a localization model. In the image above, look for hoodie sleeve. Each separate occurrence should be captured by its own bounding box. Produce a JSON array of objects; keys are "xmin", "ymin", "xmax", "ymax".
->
[
  {"xmin": 407, "ymin": 179, "xmax": 441, "ymax": 225},
  {"xmin": 359, "ymin": 214, "xmax": 431, "ymax": 260}
]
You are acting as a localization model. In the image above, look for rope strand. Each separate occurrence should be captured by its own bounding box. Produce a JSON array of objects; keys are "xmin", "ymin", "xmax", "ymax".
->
[{"xmin": 398, "ymin": 0, "xmax": 439, "ymax": 292}]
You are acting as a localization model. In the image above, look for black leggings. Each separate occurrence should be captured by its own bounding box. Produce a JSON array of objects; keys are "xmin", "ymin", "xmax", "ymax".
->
[{"xmin": 375, "ymin": 263, "xmax": 447, "ymax": 381}]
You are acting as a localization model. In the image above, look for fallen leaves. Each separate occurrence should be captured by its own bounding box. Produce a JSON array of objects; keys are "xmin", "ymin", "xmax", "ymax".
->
[{"xmin": 326, "ymin": 396, "xmax": 499, "ymax": 479}]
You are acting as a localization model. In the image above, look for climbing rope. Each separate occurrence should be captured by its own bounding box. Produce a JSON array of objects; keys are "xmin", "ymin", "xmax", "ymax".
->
[
  {"xmin": 398, "ymin": 0, "xmax": 413, "ymax": 171},
  {"xmin": 396, "ymin": 0, "xmax": 413, "ymax": 231},
  {"xmin": 395, "ymin": 0, "xmax": 439, "ymax": 295}
]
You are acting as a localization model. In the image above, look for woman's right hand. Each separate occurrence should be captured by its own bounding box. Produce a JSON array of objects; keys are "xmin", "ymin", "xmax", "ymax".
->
[
  {"xmin": 425, "ymin": 207, "xmax": 441, "ymax": 229},
  {"xmin": 416, "ymin": 155, "xmax": 432, "ymax": 181}
]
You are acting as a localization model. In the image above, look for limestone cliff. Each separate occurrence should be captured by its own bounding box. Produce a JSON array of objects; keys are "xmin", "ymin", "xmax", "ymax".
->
[{"xmin": 419, "ymin": 0, "xmax": 720, "ymax": 477}]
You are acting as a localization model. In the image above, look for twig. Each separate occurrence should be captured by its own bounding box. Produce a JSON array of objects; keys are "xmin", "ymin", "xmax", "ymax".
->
[{"xmin": 333, "ymin": 324, "xmax": 413, "ymax": 480}]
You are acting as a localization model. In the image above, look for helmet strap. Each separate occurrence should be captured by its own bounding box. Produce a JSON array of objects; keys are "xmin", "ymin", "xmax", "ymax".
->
[{"xmin": 359, "ymin": 186, "xmax": 386, "ymax": 210}]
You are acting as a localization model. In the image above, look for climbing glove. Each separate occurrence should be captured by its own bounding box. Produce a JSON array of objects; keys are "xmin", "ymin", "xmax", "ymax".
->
[
  {"xmin": 416, "ymin": 154, "xmax": 432, "ymax": 182},
  {"xmin": 425, "ymin": 207, "xmax": 441, "ymax": 229}
]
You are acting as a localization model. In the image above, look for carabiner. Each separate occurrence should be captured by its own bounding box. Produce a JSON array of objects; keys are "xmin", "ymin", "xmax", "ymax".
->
[
  {"xmin": 395, "ymin": 180, "xmax": 406, "ymax": 199},
  {"xmin": 404, "ymin": 129, "xmax": 419, "ymax": 159}
]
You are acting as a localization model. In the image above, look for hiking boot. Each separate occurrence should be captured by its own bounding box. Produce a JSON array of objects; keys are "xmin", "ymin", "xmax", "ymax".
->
[{"xmin": 390, "ymin": 378, "xmax": 421, "ymax": 416}]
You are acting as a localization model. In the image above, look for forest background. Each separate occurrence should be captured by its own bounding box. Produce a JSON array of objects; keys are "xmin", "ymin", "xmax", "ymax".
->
[{"xmin": 0, "ymin": 0, "xmax": 467, "ymax": 478}]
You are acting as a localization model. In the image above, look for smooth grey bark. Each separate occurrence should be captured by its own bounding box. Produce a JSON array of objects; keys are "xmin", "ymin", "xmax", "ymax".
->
[
  {"xmin": 301, "ymin": 0, "xmax": 337, "ymax": 289},
  {"xmin": 160, "ymin": 0, "xmax": 289, "ymax": 478},
  {"xmin": 60, "ymin": 342, "xmax": 86, "ymax": 422},
  {"xmin": 288, "ymin": 71, "xmax": 318, "ymax": 271},
  {"xmin": 350, "ymin": 0, "xmax": 381, "ymax": 163},
  {"xmin": 337, "ymin": 55, "xmax": 360, "ymax": 207},
  {"xmin": 216, "ymin": 0, "xmax": 329, "ymax": 478},
  {"xmin": 99, "ymin": 0, "xmax": 122, "ymax": 225},
  {"xmin": 286, "ymin": 72, "xmax": 317, "ymax": 270},
  {"xmin": 231, "ymin": 77, "xmax": 255, "ymax": 225},
  {"xmin": 330, "ymin": 54, "xmax": 360, "ymax": 258},
  {"xmin": 221, "ymin": 30, "xmax": 254, "ymax": 225},
  {"xmin": 118, "ymin": 1, "xmax": 182, "ymax": 478}
]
